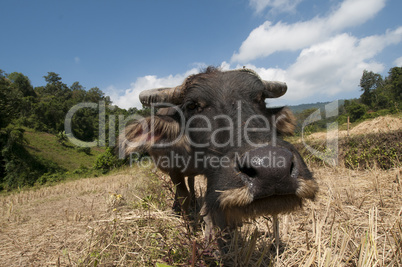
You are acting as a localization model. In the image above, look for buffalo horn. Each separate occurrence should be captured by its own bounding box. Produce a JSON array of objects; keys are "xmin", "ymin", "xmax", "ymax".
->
[
  {"xmin": 262, "ymin": 80, "xmax": 287, "ymax": 98},
  {"xmin": 139, "ymin": 85, "xmax": 185, "ymax": 106},
  {"xmin": 241, "ymin": 68, "xmax": 287, "ymax": 98}
]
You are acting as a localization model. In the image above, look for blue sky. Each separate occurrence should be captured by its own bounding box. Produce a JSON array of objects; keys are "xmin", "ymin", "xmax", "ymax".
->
[{"xmin": 1, "ymin": 0, "xmax": 401, "ymax": 109}]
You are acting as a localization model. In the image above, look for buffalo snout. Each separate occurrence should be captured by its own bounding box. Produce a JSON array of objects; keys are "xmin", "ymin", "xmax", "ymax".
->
[{"xmin": 237, "ymin": 145, "xmax": 299, "ymax": 199}]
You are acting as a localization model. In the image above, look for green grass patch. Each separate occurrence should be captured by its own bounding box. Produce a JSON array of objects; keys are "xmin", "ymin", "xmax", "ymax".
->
[
  {"xmin": 23, "ymin": 127, "xmax": 105, "ymax": 171},
  {"xmin": 0, "ymin": 127, "xmax": 110, "ymax": 191}
]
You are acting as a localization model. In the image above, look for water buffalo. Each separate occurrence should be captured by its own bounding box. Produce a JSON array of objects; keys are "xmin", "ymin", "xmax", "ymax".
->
[{"xmin": 120, "ymin": 67, "xmax": 318, "ymax": 247}]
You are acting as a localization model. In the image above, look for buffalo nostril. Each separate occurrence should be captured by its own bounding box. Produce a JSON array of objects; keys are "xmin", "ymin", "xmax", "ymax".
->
[
  {"xmin": 289, "ymin": 159, "xmax": 299, "ymax": 178},
  {"xmin": 289, "ymin": 162, "xmax": 294, "ymax": 176},
  {"xmin": 239, "ymin": 165, "xmax": 258, "ymax": 178}
]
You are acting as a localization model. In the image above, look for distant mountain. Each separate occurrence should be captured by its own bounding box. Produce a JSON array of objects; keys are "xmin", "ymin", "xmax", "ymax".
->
[
  {"xmin": 288, "ymin": 100, "xmax": 345, "ymax": 114},
  {"xmin": 288, "ymin": 102, "xmax": 329, "ymax": 113}
]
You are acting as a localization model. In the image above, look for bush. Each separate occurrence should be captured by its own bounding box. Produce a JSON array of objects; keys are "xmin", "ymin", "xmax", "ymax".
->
[
  {"xmin": 56, "ymin": 131, "xmax": 68, "ymax": 143},
  {"xmin": 94, "ymin": 147, "xmax": 123, "ymax": 174},
  {"xmin": 36, "ymin": 172, "xmax": 66, "ymax": 185},
  {"xmin": 346, "ymin": 102, "xmax": 367, "ymax": 122},
  {"xmin": 76, "ymin": 146, "xmax": 91, "ymax": 155},
  {"xmin": 73, "ymin": 164, "xmax": 90, "ymax": 175}
]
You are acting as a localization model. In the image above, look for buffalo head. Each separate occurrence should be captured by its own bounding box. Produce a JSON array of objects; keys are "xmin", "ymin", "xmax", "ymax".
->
[{"xmin": 120, "ymin": 67, "xmax": 318, "ymax": 245}]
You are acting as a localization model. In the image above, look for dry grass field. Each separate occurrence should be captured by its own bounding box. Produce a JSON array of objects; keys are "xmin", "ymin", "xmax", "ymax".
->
[
  {"xmin": 303, "ymin": 115, "xmax": 402, "ymax": 141},
  {"xmin": 1, "ymin": 163, "xmax": 401, "ymax": 266}
]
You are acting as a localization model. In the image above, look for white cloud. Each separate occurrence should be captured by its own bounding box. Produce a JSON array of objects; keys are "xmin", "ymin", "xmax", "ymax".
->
[
  {"xmin": 107, "ymin": 68, "xmax": 199, "ymax": 109},
  {"xmin": 228, "ymin": 27, "xmax": 402, "ymax": 104},
  {"xmin": 233, "ymin": 0, "xmax": 386, "ymax": 62},
  {"xmin": 74, "ymin": 57, "xmax": 80, "ymax": 64},
  {"xmin": 220, "ymin": 61, "xmax": 231, "ymax": 71},
  {"xmin": 232, "ymin": 19, "xmax": 326, "ymax": 62},
  {"xmin": 284, "ymin": 33, "xmax": 384, "ymax": 99},
  {"xmin": 394, "ymin": 56, "xmax": 402, "ymax": 67},
  {"xmin": 327, "ymin": 0, "xmax": 386, "ymax": 30},
  {"xmin": 249, "ymin": 0, "xmax": 302, "ymax": 13}
]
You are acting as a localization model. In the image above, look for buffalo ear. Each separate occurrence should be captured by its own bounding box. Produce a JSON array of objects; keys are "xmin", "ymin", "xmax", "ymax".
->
[
  {"xmin": 266, "ymin": 107, "xmax": 296, "ymax": 136},
  {"xmin": 119, "ymin": 116, "xmax": 183, "ymax": 157}
]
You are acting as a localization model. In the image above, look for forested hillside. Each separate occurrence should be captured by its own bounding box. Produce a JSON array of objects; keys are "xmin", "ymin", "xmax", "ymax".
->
[{"xmin": 0, "ymin": 70, "xmax": 138, "ymax": 190}]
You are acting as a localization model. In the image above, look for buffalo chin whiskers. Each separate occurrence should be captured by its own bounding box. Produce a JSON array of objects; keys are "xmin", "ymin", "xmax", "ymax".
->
[
  {"xmin": 296, "ymin": 179, "xmax": 319, "ymax": 200},
  {"xmin": 218, "ymin": 186, "xmax": 253, "ymax": 209}
]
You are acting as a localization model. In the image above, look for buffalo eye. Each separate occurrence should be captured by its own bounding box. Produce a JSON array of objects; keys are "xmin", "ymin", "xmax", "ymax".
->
[{"xmin": 185, "ymin": 102, "xmax": 198, "ymax": 111}]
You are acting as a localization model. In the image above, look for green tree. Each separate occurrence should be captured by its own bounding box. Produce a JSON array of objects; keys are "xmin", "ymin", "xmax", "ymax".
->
[
  {"xmin": 0, "ymin": 71, "xmax": 22, "ymax": 128},
  {"xmin": 69, "ymin": 82, "xmax": 86, "ymax": 104},
  {"xmin": 7, "ymin": 72, "xmax": 36, "ymax": 97},
  {"xmin": 41, "ymin": 72, "xmax": 71, "ymax": 98},
  {"xmin": 43, "ymin": 72, "xmax": 62, "ymax": 85},
  {"xmin": 386, "ymin": 67, "xmax": 402, "ymax": 105},
  {"xmin": 345, "ymin": 100, "xmax": 367, "ymax": 122},
  {"xmin": 86, "ymin": 87, "xmax": 104, "ymax": 102},
  {"xmin": 359, "ymin": 70, "xmax": 383, "ymax": 107},
  {"xmin": 71, "ymin": 107, "xmax": 99, "ymax": 142},
  {"xmin": 1, "ymin": 126, "xmax": 28, "ymax": 188}
]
